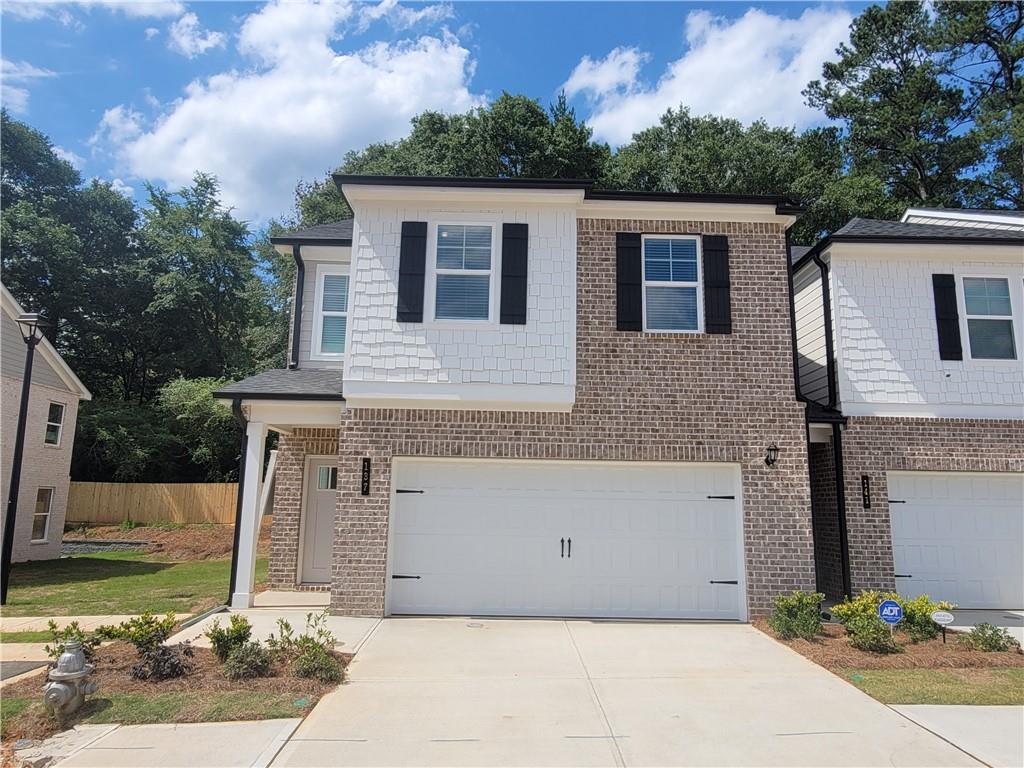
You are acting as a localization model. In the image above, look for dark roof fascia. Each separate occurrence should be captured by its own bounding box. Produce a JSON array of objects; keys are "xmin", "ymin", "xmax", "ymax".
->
[
  {"xmin": 805, "ymin": 403, "xmax": 848, "ymax": 425},
  {"xmin": 585, "ymin": 188, "xmax": 802, "ymax": 213},
  {"xmin": 212, "ymin": 391, "xmax": 346, "ymax": 402},
  {"xmin": 269, "ymin": 235, "xmax": 351, "ymax": 246},
  {"xmin": 791, "ymin": 238, "xmax": 830, "ymax": 272}
]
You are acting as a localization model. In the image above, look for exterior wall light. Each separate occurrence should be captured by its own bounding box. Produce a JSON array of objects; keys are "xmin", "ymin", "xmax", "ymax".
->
[{"xmin": 764, "ymin": 443, "xmax": 779, "ymax": 467}]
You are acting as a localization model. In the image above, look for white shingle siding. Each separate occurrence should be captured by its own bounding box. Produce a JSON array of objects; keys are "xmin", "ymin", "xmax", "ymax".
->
[
  {"xmin": 343, "ymin": 203, "xmax": 576, "ymax": 392},
  {"xmin": 830, "ymin": 249, "xmax": 1024, "ymax": 413}
]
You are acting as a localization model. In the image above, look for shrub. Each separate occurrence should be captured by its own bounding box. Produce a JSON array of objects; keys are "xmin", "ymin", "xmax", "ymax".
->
[
  {"xmin": 118, "ymin": 519, "xmax": 140, "ymax": 531},
  {"xmin": 267, "ymin": 610, "xmax": 337, "ymax": 661},
  {"xmin": 223, "ymin": 641, "xmax": 273, "ymax": 680},
  {"xmin": 44, "ymin": 620, "xmax": 99, "ymax": 662},
  {"xmin": 293, "ymin": 644, "xmax": 343, "ymax": 683},
  {"xmin": 900, "ymin": 594, "xmax": 955, "ymax": 643},
  {"xmin": 768, "ymin": 591, "xmax": 824, "ymax": 640},
  {"xmin": 96, "ymin": 612, "xmax": 177, "ymax": 654},
  {"xmin": 132, "ymin": 643, "xmax": 195, "ymax": 680},
  {"xmin": 206, "ymin": 614, "xmax": 253, "ymax": 663},
  {"xmin": 845, "ymin": 613, "xmax": 901, "ymax": 653},
  {"xmin": 960, "ymin": 623, "xmax": 1019, "ymax": 652}
]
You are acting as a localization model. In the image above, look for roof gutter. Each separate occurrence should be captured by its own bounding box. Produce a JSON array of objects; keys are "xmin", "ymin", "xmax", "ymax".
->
[
  {"xmin": 813, "ymin": 252, "xmax": 839, "ymax": 411},
  {"xmin": 289, "ymin": 245, "xmax": 304, "ymax": 370},
  {"xmin": 227, "ymin": 398, "xmax": 247, "ymax": 605}
]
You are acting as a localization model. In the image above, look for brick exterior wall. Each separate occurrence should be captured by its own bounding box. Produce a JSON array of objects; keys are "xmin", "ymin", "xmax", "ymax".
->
[
  {"xmin": 808, "ymin": 440, "xmax": 843, "ymax": 600},
  {"xmin": 268, "ymin": 428, "xmax": 339, "ymax": 588},
  {"xmin": 841, "ymin": 416, "xmax": 1024, "ymax": 593},
  {"xmin": 324, "ymin": 217, "xmax": 815, "ymax": 618}
]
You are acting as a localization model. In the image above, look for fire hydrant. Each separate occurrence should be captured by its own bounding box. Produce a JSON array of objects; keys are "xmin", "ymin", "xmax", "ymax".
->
[{"xmin": 43, "ymin": 641, "xmax": 97, "ymax": 720}]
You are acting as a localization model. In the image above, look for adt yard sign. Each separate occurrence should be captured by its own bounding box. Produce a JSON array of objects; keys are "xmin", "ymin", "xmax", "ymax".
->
[{"xmin": 878, "ymin": 599, "xmax": 903, "ymax": 625}]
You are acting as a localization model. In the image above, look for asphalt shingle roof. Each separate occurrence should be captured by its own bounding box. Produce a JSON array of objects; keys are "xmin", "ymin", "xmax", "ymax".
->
[
  {"xmin": 214, "ymin": 369, "xmax": 344, "ymax": 400},
  {"xmin": 834, "ymin": 218, "xmax": 1024, "ymax": 242},
  {"xmin": 789, "ymin": 245, "xmax": 812, "ymax": 264},
  {"xmin": 270, "ymin": 220, "xmax": 353, "ymax": 245}
]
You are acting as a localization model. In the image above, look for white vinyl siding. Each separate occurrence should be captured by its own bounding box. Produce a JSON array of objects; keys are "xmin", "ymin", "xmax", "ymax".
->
[
  {"xmin": 434, "ymin": 224, "xmax": 493, "ymax": 321},
  {"xmin": 962, "ymin": 277, "xmax": 1016, "ymax": 360},
  {"xmin": 44, "ymin": 402, "xmax": 65, "ymax": 446},
  {"xmin": 793, "ymin": 261, "xmax": 831, "ymax": 405},
  {"xmin": 642, "ymin": 236, "xmax": 702, "ymax": 332},
  {"xmin": 311, "ymin": 264, "xmax": 350, "ymax": 361}
]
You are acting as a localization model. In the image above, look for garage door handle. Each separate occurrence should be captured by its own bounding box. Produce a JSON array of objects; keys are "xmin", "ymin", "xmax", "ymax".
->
[
  {"xmin": 567, "ymin": 538, "xmax": 571, "ymax": 558},
  {"xmin": 396, "ymin": 489, "xmax": 424, "ymax": 494},
  {"xmin": 560, "ymin": 538, "xmax": 565, "ymax": 558},
  {"xmin": 707, "ymin": 495, "xmax": 735, "ymax": 500},
  {"xmin": 709, "ymin": 580, "xmax": 738, "ymax": 585},
  {"xmin": 391, "ymin": 575, "xmax": 421, "ymax": 580},
  {"xmin": 888, "ymin": 499, "xmax": 906, "ymax": 504},
  {"xmin": 894, "ymin": 574, "xmax": 912, "ymax": 578}
]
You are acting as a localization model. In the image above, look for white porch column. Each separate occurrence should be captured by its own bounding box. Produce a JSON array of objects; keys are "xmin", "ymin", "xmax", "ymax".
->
[{"xmin": 231, "ymin": 420, "xmax": 267, "ymax": 609}]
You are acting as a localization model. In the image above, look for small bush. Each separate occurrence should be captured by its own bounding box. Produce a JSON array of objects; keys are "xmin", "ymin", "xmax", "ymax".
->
[
  {"xmin": 267, "ymin": 610, "xmax": 337, "ymax": 661},
  {"xmin": 44, "ymin": 620, "xmax": 99, "ymax": 662},
  {"xmin": 206, "ymin": 614, "xmax": 253, "ymax": 663},
  {"xmin": 224, "ymin": 641, "xmax": 273, "ymax": 680},
  {"xmin": 768, "ymin": 591, "xmax": 824, "ymax": 640},
  {"xmin": 118, "ymin": 519, "xmax": 140, "ymax": 531},
  {"xmin": 845, "ymin": 613, "xmax": 901, "ymax": 653},
  {"xmin": 960, "ymin": 623, "xmax": 1019, "ymax": 653},
  {"xmin": 900, "ymin": 594, "xmax": 955, "ymax": 642},
  {"xmin": 96, "ymin": 612, "xmax": 177, "ymax": 654},
  {"xmin": 293, "ymin": 644, "xmax": 343, "ymax": 683},
  {"xmin": 132, "ymin": 643, "xmax": 195, "ymax": 680}
]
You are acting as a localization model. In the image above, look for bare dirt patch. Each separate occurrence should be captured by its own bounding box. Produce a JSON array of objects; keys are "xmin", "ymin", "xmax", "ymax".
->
[
  {"xmin": 755, "ymin": 619, "xmax": 1024, "ymax": 671},
  {"xmin": 69, "ymin": 519, "xmax": 271, "ymax": 561}
]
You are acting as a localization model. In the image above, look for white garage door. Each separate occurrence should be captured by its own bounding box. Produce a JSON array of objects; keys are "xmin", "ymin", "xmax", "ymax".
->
[
  {"xmin": 889, "ymin": 472, "xmax": 1024, "ymax": 609},
  {"xmin": 387, "ymin": 459, "xmax": 745, "ymax": 620}
]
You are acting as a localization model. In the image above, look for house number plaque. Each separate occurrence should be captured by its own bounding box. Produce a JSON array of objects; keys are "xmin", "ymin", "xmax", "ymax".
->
[
  {"xmin": 861, "ymin": 475, "xmax": 871, "ymax": 508},
  {"xmin": 360, "ymin": 458, "xmax": 371, "ymax": 495}
]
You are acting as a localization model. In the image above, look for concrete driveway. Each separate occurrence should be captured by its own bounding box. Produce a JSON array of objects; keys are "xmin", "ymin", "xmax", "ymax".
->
[{"xmin": 273, "ymin": 618, "xmax": 979, "ymax": 767}]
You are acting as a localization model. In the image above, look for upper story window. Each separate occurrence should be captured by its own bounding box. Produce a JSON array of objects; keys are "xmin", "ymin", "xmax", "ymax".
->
[
  {"xmin": 963, "ymin": 276, "xmax": 1016, "ymax": 360},
  {"xmin": 312, "ymin": 265, "xmax": 349, "ymax": 359},
  {"xmin": 642, "ymin": 235, "xmax": 702, "ymax": 332},
  {"xmin": 44, "ymin": 402, "xmax": 64, "ymax": 446},
  {"xmin": 434, "ymin": 224, "xmax": 493, "ymax": 321}
]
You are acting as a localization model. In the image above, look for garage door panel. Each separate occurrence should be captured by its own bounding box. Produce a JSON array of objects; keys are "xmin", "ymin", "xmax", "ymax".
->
[
  {"xmin": 389, "ymin": 459, "xmax": 744, "ymax": 620},
  {"xmin": 890, "ymin": 472, "xmax": 1023, "ymax": 610}
]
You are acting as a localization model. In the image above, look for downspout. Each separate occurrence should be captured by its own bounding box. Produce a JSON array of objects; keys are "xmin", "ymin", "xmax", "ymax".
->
[
  {"xmin": 289, "ymin": 244, "xmax": 304, "ymax": 370},
  {"xmin": 785, "ymin": 229, "xmax": 811, "ymax": 405},
  {"xmin": 831, "ymin": 422, "xmax": 853, "ymax": 599},
  {"xmin": 812, "ymin": 253, "xmax": 838, "ymax": 411},
  {"xmin": 227, "ymin": 398, "xmax": 248, "ymax": 604}
]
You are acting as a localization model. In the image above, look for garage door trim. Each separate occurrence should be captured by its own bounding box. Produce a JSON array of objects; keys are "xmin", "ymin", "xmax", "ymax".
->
[{"xmin": 384, "ymin": 457, "xmax": 747, "ymax": 620}]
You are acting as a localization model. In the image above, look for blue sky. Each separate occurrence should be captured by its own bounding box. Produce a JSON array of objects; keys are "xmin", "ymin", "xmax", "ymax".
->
[{"xmin": 2, "ymin": 1, "xmax": 867, "ymax": 222}]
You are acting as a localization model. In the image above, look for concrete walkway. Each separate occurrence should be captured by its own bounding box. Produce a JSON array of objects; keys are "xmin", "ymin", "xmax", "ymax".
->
[
  {"xmin": 0, "ymin": 615, "xmax": 142, "ymax": 632},
  {"xmin": 949, "ymin": 609, "xmax": 1024, "ymax": 646},
  {"xmin": 893, "ymin": 705, "xmax": 1024, "ymax": 768},
  {"xmin": 274, "ymin": 618, "xmax": 980, "ymax": 767},
  {"xmin": 167, "ymin": 609, "xmax": 379, "ymax": 654}
]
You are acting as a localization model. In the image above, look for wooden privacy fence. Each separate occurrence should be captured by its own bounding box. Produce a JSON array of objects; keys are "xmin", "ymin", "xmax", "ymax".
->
[{"xmin": 67, "ymin": 482, "xmax": 239, "ymax": 525}]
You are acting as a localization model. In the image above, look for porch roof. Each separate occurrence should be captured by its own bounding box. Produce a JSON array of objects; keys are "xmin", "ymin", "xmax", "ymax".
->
[{"xmin": 214, "ymin": 369, "xmax": 345, "ymax": 401}]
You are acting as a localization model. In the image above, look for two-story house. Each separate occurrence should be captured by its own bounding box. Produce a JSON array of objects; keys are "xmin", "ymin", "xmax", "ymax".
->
[
  {"xmin": 792, "ymin": 211, "xmax": 1024, "ymax": 610},
  {"xmin": 1, "ymin": 283, "xmax": 92, "ymax": 562},
  {"xmin": 218, "ymin": 176, "xmax": 814, "ymax": 620}
]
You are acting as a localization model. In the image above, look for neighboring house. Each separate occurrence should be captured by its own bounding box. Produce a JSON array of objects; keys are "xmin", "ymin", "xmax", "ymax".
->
[
  {"xmin": 792, "ymin": 212, "xmax": 1024, "ymax": 610},
  {"xmin": 218, "ymin": 176, "xmax": 813, "ymax": 619},
  {"xmin": 0, "ymin": 284, "xmax": 92, "ymax": 562}
]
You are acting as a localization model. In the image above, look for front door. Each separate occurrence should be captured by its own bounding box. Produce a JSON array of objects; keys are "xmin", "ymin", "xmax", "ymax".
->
[{"xmin": 301, "ymin": 459, "xmax": 337, "ymax": 584}]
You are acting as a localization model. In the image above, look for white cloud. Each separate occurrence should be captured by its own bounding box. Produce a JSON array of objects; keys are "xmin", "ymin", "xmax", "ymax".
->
[
  {"xmin": 356, "ymin": 0, "xmax": 453, "ymax": 33},
  {"xmin": 567, "ymin": 6, "xmax": 853, "ymax": 145},
  {"xmin": 95, "ymin": 0, "xmax": 482, "ymax": 220},
  {"xmin": 145, "ymin": 26, "xmax": 159, "ymax": 39},
  {"xmin": 563, "ymin": 47, "xmax": 648, "ymax": 102},
  {"xmin": 167, "ymin": 12, "xmax": 226, "ymax": 58},
  {"xmin": 1, "ymin": 58, "xmax": 56, "ymax": 114},
  {"xmin": 90, "ymin": 104, "xmax": 144, "ymax": 145},
  {"xmin": 54, "ymin": 145, "xmax": 85, "ymax": 168},
  {"xmin": 2, "ymin": 0, "xmax": 184, "ymax": 22},
  {"xmin": 109, "ymin": 177, "xmax": 135, "ymax": 197}
]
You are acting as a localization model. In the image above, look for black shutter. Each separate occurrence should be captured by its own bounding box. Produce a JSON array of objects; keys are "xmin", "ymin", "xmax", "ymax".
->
[
  {"xmin": 397, "ymin": 221, "xmax": 427, "ymax": 322},
  {"xmin": 932, "ymin": 274, "xmax": 963, "ymax": 360},
  {"xmin": 702, "ymin": 235, "xmax": 731, "ymax": 334},
  {"xmin": 616, "ymin": 232, "xmax": 642, "ymax": 331},
  {"xmin": 500, "ymin": 223, "xmax": 528, "ymax": 324}
]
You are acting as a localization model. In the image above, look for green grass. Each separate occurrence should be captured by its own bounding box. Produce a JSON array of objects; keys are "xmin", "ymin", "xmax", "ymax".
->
[
  {"xmin": 0, "ymin": 630, "xmax": 53, "ymax": 643},
  {"xmin": 3, "ymin": 553, "xmax": 267, "ymax": 617},
  {"xmin": 1, "ymin": 691, "xmax": 313, "ymax": 738},
  {"xmin": 843, "ymin": 667, "xmax": 1024, "ymax": 705}
]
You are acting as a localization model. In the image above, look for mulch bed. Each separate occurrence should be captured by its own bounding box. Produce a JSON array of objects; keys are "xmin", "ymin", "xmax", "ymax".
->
[
  {"xmin": 755, "ymin": 619, "xmax": 1024, "ymax": 671},
  {"xmin": 66, "ymin": 519, "xmax": 271, "ymax": 561}
]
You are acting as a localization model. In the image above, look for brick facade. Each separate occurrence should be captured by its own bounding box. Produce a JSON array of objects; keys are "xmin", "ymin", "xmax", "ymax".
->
[
  {"xmin": 268, "ymin": 428, "xmax": 339, "ymax": 588},
  {"xmin": 322, "ymin": 218, "xmax": 815, "ymax": 617},
  {"xmin": 807, "ymin": 440, "xmax": 843, "ymax": 600},
  {"xmin": 840, "ymin": 416, "xmax": 1024, "ymax": 593}
]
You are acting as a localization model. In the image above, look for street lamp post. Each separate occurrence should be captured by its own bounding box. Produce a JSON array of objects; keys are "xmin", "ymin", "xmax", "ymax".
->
[{"xmin": 1, "ymin": 312, "xmax": 52, "ymax": 605}]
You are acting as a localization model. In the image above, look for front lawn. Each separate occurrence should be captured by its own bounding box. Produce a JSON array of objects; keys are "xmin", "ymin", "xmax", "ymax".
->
[
  {"xmin": 842, "ymin": 668, "xmax": 1024, "ymax": 705},
  {"xmin": 3, "ymin": 552, "xmax": 267, "ymax": 617},
  {"xmin": 0, "ymin": 631, "xmax": 52, "ymax": 643}
]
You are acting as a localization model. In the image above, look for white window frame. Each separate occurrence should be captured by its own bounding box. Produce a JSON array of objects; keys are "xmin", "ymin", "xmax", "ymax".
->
[
  {"xmin": 957, "ymin": 274, "xmax": 1019, "ymax": 362},
  {"xmin": 641, "ymin": 234, "xmax": 704, "ymax": 334},
  {"xmin": 425, "ymin": 219, "xmax": 501, "ymax": 327},
  {"xmin": 44, "ymin": 401, "xmax": 65, "ymax": 447},
  {"xmin": 31, "ymin": 487, "xmax": 53, "ymax": 543},
  {"xmin": 310, "ymin": 263, "xmax": 351, "ymax": 361}
]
